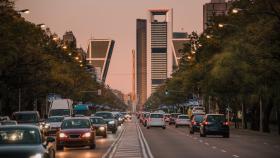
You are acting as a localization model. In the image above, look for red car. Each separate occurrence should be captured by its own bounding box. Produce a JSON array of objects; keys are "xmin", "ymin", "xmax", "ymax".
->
[{"xmin": 56, "ymin": 117, "xmax": 96, "ymax": 150}]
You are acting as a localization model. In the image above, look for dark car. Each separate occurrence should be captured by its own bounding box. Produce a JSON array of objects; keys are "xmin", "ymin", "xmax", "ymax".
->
[
  {"xmin": 94, "ymin": 111, "xmax": 118, "ymax": 134},
  {"xmin": 0, "ymin": 120, "xmax": 17, "ymax": 125},
  {"xmin": 90, "ymin": 116, "xmax": 107, "ymax": 138},
  {"xmin": 200, "ymin": 114, "xmax": 230, "ymax": 138},
  {"xmin": 189, "ymin": 114, "xmax": 205, "ymax": 134},
  {"xmin": 12, "ymin": 111, "xmax": 40, "ymax": 126},
  {"xmin": 56, "ymin": 117, "xmax": 96, "ymax": 150},
  {"xmin": 0, "ymin": 125, "xmax": 55, "ymax": 158},
  {"xmin": 169, "ymin": 113, "xmax": 181, "ymax": 125}
]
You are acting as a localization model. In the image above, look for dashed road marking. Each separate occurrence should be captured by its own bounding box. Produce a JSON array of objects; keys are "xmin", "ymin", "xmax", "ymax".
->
[
  {"xmin": 264, "ymin": 142, "xmax": 268, "ymax": 145},
  {"xmin": 204, "ymin": 142, "xmax": 209, "ymax": 146},
  {"xmin": 221, "ymin": 149, "xmax": 227, "ymax": 153},
  {"xmin": 212, "ymin": 146, "xmax": 217, "ymax": 149},
  {"xmin": 232, "ymin": 155, "xmax": 239, "ymax": 158},
  {"xmin": 193, "ymin": 137, "xmax": 198, "ymax": 140},
  {"xmin": 199, "ymin": 140, "xmax": 203, "ymax": 143}
]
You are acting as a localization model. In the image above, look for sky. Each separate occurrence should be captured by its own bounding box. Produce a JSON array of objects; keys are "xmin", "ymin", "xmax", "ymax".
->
[{"xmin": 16, "ymin": 0, "xmax": 210, "ymax": 94}]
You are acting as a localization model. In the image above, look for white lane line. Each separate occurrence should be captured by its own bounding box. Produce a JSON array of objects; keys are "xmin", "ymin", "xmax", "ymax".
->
[
  {"xmin": 193, "ymin": 137, "xmax": 198, "ymax": 140},
  {"xmin": 264, "ymin": 142, "xmax": 268, "ymax": 145},
  {"xmin": 232, "ymin": 155, "xmax": 239, "ymax": 158},
  {"xmin": 221, "ymin": 149, "xmax": 227, "ymax": 153},
  {"xmin": 199, "ymin": 140, "xmax": 203, "ymax": 143},
  {"xmin": 212, "ymin": 146, "xmax": 217, "ymax": 149},
  {"xmin": 137, "ymin": 123, "xmax": 154, "ymax": 158},
  {"xmin": 204, "ymin": 142, "xmax": 209, "ymax": 146}
]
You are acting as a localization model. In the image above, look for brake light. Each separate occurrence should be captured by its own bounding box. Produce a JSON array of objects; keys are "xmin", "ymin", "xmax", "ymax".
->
[
  {"xmin": 204, "ymin": 122, "xmax": 208, "ymax": 125},
  {"xmin": 191, "ymin": 121, "xmax": 196, "ymax": 125},
  {"xmin": 223, "ymin": 122, "xmax": 229, "ymax": 126}
]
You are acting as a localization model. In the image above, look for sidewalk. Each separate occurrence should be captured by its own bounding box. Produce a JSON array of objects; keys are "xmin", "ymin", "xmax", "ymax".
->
[
  {"xmin": 102, "ymin": 117, "xmax": 153, "ymax": 158},
  {"xmin": 230, "ymin": 123, "xmax": 280, "ymax": 137}
]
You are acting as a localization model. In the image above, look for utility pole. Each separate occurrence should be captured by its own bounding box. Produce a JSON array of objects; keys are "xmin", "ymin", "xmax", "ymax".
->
[
  {"xmin": 260, "ymin": 96, "xmax": 263, "ymax": 132},
  {"xmin": 18, "ymin": 88, "xmax": 21, "ymax": 111}
]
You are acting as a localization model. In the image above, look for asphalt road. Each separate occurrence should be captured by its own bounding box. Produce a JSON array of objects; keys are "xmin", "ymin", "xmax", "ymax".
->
[
  {"xmin": 140, "ymin": 123, "xmax": 280, "ymax": 158},
  {"xmin": 56, "ymin": 125, "xmax": 124, "ymax": 158}
]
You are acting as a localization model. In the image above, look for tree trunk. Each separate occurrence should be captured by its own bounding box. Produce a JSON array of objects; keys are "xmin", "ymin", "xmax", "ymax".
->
[
  {"xmin": 277, "ymin": 105, "xmax": 280, "ymax": 135},
  {"xmin": 263, "ymin": 101, "xmax": 274, "ymax": 133},
  {"xmin": 242, "ymin": 102, "xmax": 247, "ymax": 129}
]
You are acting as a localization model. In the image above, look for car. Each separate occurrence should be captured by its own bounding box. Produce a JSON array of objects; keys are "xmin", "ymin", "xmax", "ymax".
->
[
  {"xmin": 175, "ymin": 115, "xmax": 190, "ymax": 127},
  {"xmin": 189, "ymin": 114, "xmax": 205, "ymax": 134},
  {"xmin": 0, "ymin": 120, "xmax": 17, "ymax": 125},
  {"xmin": 94, "ymin": 111, "xmax": 118, "ymax": 134},
  {"xmin": 0, "ymin": 116, "xmax": 10, "ymax": 121},
  {"xmin": 0, "ymin": 125, "xmax": 56, "ymax": 158},
  {"xmin": 56, "ymin": 117, "xmax": 96, "ymax": 150},
  {"xmin": 141, "ymin": 112, "xmax": 150, "ymax": 127},
  {"xmin": 146, "ymin": 113, "xmax": 166, "ymax": 129},
  {"xmin": 90, "ymin": 116, "xmax": 107, "ymax": 138},
  {"xmin": 12, "ymin": 111, "xmax": 40, "ymax": 126},
  {"xmin": 169, "ymin": 113, "xmax": 181, "ymax": 125},
  {"xmin": 112, "ymin": 112, "xmax": 124, "ymax": 125},
  {"xmin": 164, "ymin": 114, "xmax": 171, "ymax": 122},
  {"xmin": 192, "ymin": 106, "xmax": 205, "ymax": 115},
  {"xmin": 44, "ymin": 116, "xmax": 64, "ymax": 136},
  {"xmin": 200, "ymin": 114, "xmax": 230, "ymax": 138},
  {"xmin": 48, "ymin": 99, "xmax": 73, "ymax": 117}
]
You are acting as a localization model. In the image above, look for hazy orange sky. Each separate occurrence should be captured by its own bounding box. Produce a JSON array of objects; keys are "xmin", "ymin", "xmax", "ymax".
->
[{"xmin": 16, "ymin": 0, "xmax": 210, "ymax": 94}]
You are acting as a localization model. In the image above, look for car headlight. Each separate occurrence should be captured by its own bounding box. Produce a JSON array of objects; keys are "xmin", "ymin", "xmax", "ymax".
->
[
  {"xmin": 59, "ymin": 133, "xmax": 67, "ymax": 138},
  {"xmin": 99, "ymin": 126, "xmax": 105, "ymax": 131},
  {"xmin": 108, "ymin": 121, "xmax": 115, "ymax": 124},
  {"xmin": 44, "ymin": 124, "xmax": 50, "ymax": 128},
  {"xmin": 118, "ymin": 118, "xmax": 122, "ymax": 121},
  {"xmin": 82, "ymin": 132, "xmax": 91, "ymax": 138},
  {"xmin": 29, "ymin": 153, "xmax": 42, "ymax": 158}
]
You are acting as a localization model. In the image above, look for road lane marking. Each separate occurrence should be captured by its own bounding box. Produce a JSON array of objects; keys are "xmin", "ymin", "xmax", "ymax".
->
[
  {"xmin": 221, "ymin": 149, "xmax": 227, "ymax": 153},
  {"xmin": 212, "ymin": 146, "xmax": 217, "ymax": 149},
  {"xmin": 263, "ymin": 142, "xmax": 268, "ymax": 145},
  {"xmin": 199, "ymin": 140, "xmax": 203, "ymax": 143},
  {"xmin": 232, "ymin": 155, "xmax": 239, "ymax": 158},
  {"xmin": 204, "ymin": 142, "xmax": 209, "ymax": 146},
  {"xmin": 137, "ymin": 123, "xmax": 154, "ymax": 158}
]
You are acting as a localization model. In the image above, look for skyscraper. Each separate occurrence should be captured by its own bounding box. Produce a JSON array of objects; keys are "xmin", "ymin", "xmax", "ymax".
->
[
  {"xmin": 147, "ymin": 8, "xmax": 173, "ymax": 97},
  {"xmin": 171, "ymin": 32, "xmax": 189, "ymax": 69},
  {"xmin": 136, "ymin": 19, "xmax": 147, "ymax": 109},
  {"xmin": 63, "ymin": 31, "xmax": 77, "ymax": 48},
  {"xmin": 203, "ymin": 0, "xmax": 231, "ymax": 30},
  {"xmin": 86, "ymin": 39, "xmax": 115, "ymax": 83}
]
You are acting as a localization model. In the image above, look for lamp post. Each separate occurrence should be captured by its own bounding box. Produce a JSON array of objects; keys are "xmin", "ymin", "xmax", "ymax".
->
[
  {"xmin": 37, "ymin": 23, "xmax": 46, "ymax": 29},
  {"xmin": 17, "ymin": 9, "xmax": 30, "ymax": 14}
]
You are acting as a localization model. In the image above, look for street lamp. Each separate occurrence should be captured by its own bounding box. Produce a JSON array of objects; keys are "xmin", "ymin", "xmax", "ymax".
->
[
  {"xmin": 17, "ymin": 9, "xmax": 30, "ymax": 14},
  {"xmin": 68, "ymin": 53, "xmax": 72, "ymax": 56},
  {"xmin": 62, "ymin": 45, "xmax": 67, "ymax": 50},
  {"xmin": 187, "ymin": 56, "xmax": 192, "ymax": 60},
  {"xmin": 37, "ymin": 23, "xmax": 46, "ymax": 29},
  {"xmin": 75, "ymin": 56, "xmax": 79, "ymax": 60},
  {"xmin": 218, "ymin": 23, "xmax": 224, "ymax": 28},
  {"xmin": 206, "ymin": 35, "xmax": 212, "ymax": 39}
]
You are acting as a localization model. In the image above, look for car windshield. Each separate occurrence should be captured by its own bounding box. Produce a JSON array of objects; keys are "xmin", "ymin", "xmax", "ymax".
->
[
  {"xmin": 207, "ymin": 115, "xmax": 225, "ymax": 122},
  {"xmin": 179, "ymin": 116, "xmax": 189, "ymax": 119},
  {"xmin": 49, "ymin": 109, "xmax": 70, "ymax": 116},
  {"xmin": 61, "ymin": 119, "xmax": 91, "ymax": 129},
  {"xmin": 95, "ymin": 113, "xmax": 113, "ymax": 119},
  {"xmin": 0, "ymin": 128, "xmax": 40, "ymax": 145},
  {"xmin": 47, "ymin": 117, "xmax": 64, "ymax": 123},
  {"xmin": 13, "ymin": 113, "xmax": 38, "ymax": 123},
  {"xmin": 194, "ymin": 115, "xmax": 204, "ymax": 122},
  {"xmin": 150, "ymin": 114, "xmax": 163, "ymax": 118},
  {"xmin": 90, "ymin": 118, "xmax": 105, "ymax": 124}
]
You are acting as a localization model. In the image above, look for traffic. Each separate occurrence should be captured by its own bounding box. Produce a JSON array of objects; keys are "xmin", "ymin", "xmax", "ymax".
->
[{"xmin": 0, "ymin": 98, "xmax": 132, "ymax": 158}]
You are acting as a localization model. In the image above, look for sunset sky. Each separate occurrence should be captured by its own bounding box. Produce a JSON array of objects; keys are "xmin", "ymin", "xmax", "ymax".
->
[{"xmin": 16, "ymin": 0, "xmax": 210, "ymax": 94}]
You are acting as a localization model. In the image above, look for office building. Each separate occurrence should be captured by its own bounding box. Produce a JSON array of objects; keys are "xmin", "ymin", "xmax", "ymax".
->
[
  {"xmin": 63, "ymin": 31, "xmax": 77, "ymax": 48},
  {"xmin": 171, "ymin": 32, "xmax": 189, "ymax": 69},
  {"xmin": 86, "ymin": 39, "xmax": 115, "ymax": 83},
  {"xmin": 136, "ymin": 19, "xmax": 147, "ymax": 109},
  {"xmin": 147, "ymin": 8, "xmax": 173, "ymax": 97}
]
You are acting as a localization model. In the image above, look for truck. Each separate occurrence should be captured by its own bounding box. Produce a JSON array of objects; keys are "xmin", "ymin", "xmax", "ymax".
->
[{"xmin": 48, "ymin": 99, "xmax": 73, "ymax": 117}]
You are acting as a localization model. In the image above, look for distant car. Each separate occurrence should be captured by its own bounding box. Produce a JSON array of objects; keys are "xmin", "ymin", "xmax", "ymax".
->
[
  {"xmin": 0, "ymin": 120, "xmax": 17, "ymax": 125},
  {"xmin": 169, "ymin": 113, "xmax": 181, "ymax": 125},
  {"xmin": 0, "ymin": 116, "xmax": 10, "ymax": 121},
  {"xmin": 189, "ymin": 114, "xmax": 205, "ymax": 134},
  {"xmin": 200, "ymin": 114, "xmax": 230, "ymax": 138},
  {"xmin": 164, "ymin": 114, "xmax": 171, "ymax": 122},
  {"xmin": 0, "ymin": 125, "xmax": 56, "ymax": 158},
  {"xmin": 12, "ymin": 111, "xmax": 40, "ymax": 126},
  {"xmin": 45, "ymin": 116, "xmax": 64, "ymax": 136},
  {"xmin": 146, "ymin": 113, "xmax": 166, "ymax": 129},
  {"xmin": 56, "ymin": 117, "xmax": 96, "ymax": 150},
  {"xmin": 112, "ymin": 112, "xmax": 124, "ymax": 125},
  {"xmin": 175, "ymin": 115, "xmax": 190, "ymax": 127},
  {"xmin": 192, "ymin": 106, "xmax": 205, "ymax": 115},
  {"xmin": 90, "ymin": 116, "xmax": 107, "ymax": 138},
  {"xmin": 94, "ymin": 111, "xmax": 118, "ymax": 134},
  {"xmin": 142, "ymin": 112, "xmax": 150, "ymax": 127}
]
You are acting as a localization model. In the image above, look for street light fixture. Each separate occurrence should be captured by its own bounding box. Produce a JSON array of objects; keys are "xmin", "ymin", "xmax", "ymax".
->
[
  {"xmin": 68, "ymin": 53, "xmax": 72, "ymax": 56},
  {"xmin": 218, "ymin": 23, "xmax": 224, "ymax": 28},
  {"xmin": 17, "ymin": 9, "xmax": 30, "ymax": 14},
  {"xmin": 206, "ymin": 35, "xmax": 212, "ymax": 39},
  {"xmin": 62, "ymin": 45, "xmax": 67, "ymax": 49},
  {"xmin": 75, "ymin": 57, "xmax": 79, "ymax": 60},
  {"xmin": 187, "ymin": 56, "xmax": 192, "ymax": 60},
  {"xmin": 37, "ymin": 23, "xmax": 46, "ymax": 29}
]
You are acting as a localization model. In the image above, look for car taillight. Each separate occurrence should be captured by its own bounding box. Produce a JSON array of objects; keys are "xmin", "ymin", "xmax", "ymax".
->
[
  {"xmin": 204, "ymin": 122, "xmax": 209, "ymax": 125},
  {"xmin": 191, "ymin": 121, "xmax": 196, "ymax": 125},
  {"xmin": 223, "ymin": 122, "xmax": 229, "ymax": 126}
]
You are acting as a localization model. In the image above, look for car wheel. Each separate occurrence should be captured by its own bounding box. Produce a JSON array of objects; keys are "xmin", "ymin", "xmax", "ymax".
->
[
  {"xmin": 147, "ymin": 126, "xmax": 150, "ymax": 129},
  {"xmin": 223, "ymin": 133, "xmax": 230, "ymax": 138},
  {"xmin": 190, "ymin": 129, "xmax": 194, "ymax": 134},
  {"xmin": 90, "ymin": 143, "xmax": 96, "ymax": 149},
  {"xmin": 112, "ymin": 129, "xmax": 117, "ymax": 134},
  {"xmin": 56, "ymin": 145, "xmax": 64, "ymax": 151},
  {"xmin": 162, "ymin": 126, "xmax": 166, "ymax": 129},
  {"xmin": 175, "ymin": 125, "xmax": 178, "ymax": 128}
]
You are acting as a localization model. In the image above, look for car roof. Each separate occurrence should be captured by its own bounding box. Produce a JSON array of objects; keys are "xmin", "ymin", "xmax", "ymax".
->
[
  {"xmin": 49, "ymin": 116, "xmax": 64, "ymax": 118},
  {"xmin": 95, "ymin": 111, "xmax": 112, "ymax": 114},
  {"xmin": 89, "ymin": 116, "xmax": 103, "ymax": 119},
  {"xmin": 13, "ymin": 111, "xmax": 39, "ymax": 114},
  {"xmin": 0, "ymin": 124, "xmax": 40, "ymax": 130},
  {"xmin": 178, "ymin": 115, "xmax": 188, "ymax": 116},
  {"xmin": 150, "ymin": 113, "xmax": 164, "ymax": 115},
  {"xmin": 206, "ymin": 114, "xmax": 224, "ymax": 116},
  {"xmin": 64, "ymin": 117, "xmax": 90, "ymax": 120}
]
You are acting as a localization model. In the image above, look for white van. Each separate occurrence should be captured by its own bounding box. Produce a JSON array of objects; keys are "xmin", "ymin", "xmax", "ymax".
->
[{"xmin": 48, "ymin": 99, "xmax": 73, "ymax": 117}]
